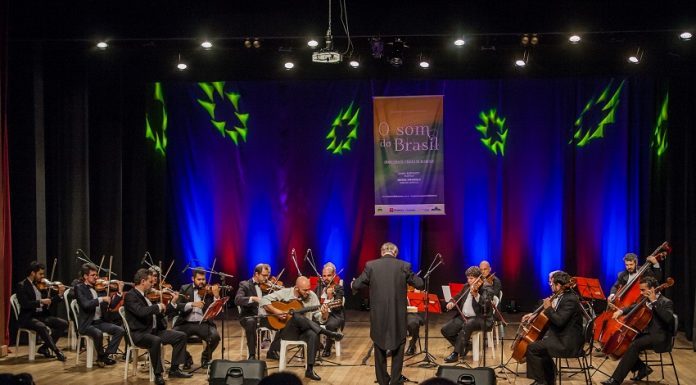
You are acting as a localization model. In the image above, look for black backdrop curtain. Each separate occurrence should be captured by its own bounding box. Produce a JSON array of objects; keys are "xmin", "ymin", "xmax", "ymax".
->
[{"xmin": 5, "ymin": 45, "xmax": 696, "ymax": 343}]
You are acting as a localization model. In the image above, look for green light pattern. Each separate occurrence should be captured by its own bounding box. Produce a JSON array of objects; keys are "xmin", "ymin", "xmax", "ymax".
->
[
  {"xmin": 196, "ymin": 81, "xmax": 250, "ymax": 146},
  {"xmin": 652, "ymin": 93, "xmax": 669, "ymax": 157},
  {"xmin": 145, "ymin": 82, "xmax": 167, "ymax": 156},
  {"xmin": 326, "ymin": 101, "xmax": 359, "ymax": 155},
  {"xmin": 475, "ymin": 109, "xmax": 508, "ymax": 156},
  {"xmin": 571, "ymin": 79, "xmax": 625, "ymax": 147}
]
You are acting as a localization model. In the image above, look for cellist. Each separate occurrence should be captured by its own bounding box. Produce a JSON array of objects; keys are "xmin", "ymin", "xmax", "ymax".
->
[
  {"xmin": 601, "ymin": 276, "xmax": 674, "ymax": 385},
  {"xmin": 524, "ymin": 271, "xmax": 584, "ymax": 385},
  {"xmin": 608, "ymin": 253, "xmax": 662, "ymax": 301}
]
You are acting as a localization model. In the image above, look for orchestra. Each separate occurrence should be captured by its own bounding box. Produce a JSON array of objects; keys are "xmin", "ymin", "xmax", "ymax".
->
[{"xmin": 9, "ymin": 242, "xmax": 683, "ymax": 385}]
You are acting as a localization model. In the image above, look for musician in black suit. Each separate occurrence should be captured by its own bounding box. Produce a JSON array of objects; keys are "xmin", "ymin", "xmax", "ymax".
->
[
  {"xmin": 608, "ymin": 253, "xmax": 662, "ymax": 301},
  {"xmin": 405, "ymin": 311, "xmax": 423, "ymax": 355},
  {"xmin": 352, "ymin": 242, "xmax": 424, "ymax": 385},
  {"xmin": 479, "ymin": 260, "xmax": 502, "ymax": 299},
  {"xmin": 172, "ymin": 268, "xmax": 221, "ymax": 369},
  {"xmin": 234, "ymin": 263, "xmax": 272, "ymax": 360},
  {"xmin": 15, "ymin": 261, "xmax": 67, "ymax": 361},
  {"xmin": 441, "ymin": 266, "xmax": 495, "ymax": 363},
  {"xmin": 525, "ymin": 271, "xmax": 584, "ymax": 385},
  {"xmin": 601, "ymin": 276, "xmax": 675, "ymax": 385},
  {"xmin": 74, "ymin": 263, "xmax": 124, "ymax": 366},
  {"xmin": 314, "ymin": 262, "xmax": 345, "ymax": 357},
  {"xmin": 123, "ymin": 268, "xmax": 192, "ymax": 385}
]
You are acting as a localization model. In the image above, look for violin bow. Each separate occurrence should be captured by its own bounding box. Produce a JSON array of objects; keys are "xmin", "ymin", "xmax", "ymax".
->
[
  {"xmin": 106, "ymin": 255, "xmax": 114, "ymax": 297},
  {"xmin": 47, "ymin": 257, "xmax": 58, "ymax": 298}
]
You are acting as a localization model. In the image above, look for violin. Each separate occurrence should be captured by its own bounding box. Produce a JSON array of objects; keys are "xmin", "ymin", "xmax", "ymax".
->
[
  {"xmin": 95, "ymin": 279, "xmax": 133, "ymax": 292},
  {"xmin": 147, "ymin": 288, "xmax": 186, "ymax": 305},
  {"xmin": 196, "ymin": 283, "xmax": 233, "ymax": 297},
  {"xmin": 260, "ymin": 276, "xmax": 284, "ymax": 293},
  {"xmin": 36, "ymin": 278, "xmax": 64, "ymax": 291}
]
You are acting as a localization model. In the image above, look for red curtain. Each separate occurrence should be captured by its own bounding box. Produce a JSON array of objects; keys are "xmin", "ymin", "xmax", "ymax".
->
[{"xmin": 0, "ymin": 0, "xmax": 11, "ymax": 347}]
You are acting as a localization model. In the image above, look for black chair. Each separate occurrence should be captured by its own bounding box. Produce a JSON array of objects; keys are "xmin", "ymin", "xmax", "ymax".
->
[
  {"xmin": 640, "ymin": 314, "xmax": 680, "ymax": 385},
  {"xmin": 554, "ymin": 318, "xmax": 594, "ymax": 385}
]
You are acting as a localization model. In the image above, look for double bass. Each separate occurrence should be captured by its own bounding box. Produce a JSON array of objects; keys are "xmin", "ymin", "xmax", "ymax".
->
[
  {"xmin": 601, "ymin": 277, "xmax": 674, "ymax": 359},
  {"xmin": 593, "ymin": 241, "xmax": 671, "ymax": 346},
  {"xmin": 510, "ymin": 278, "xmax": 576, "ymax": 363}
]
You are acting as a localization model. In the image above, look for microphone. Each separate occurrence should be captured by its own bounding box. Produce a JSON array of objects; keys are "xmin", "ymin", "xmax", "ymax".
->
[
  {"xmin": 181, "ymin": 263, "xmax": 190, "ymax": 274},
  {"xmin": 304, "ymin": 248, "xmax": 310, "ymax": 261},
  {"xmin": 141, "ymin": 252, "xmax": 149, "ymax": 266},
  {"xmin": 292, "ymin": 248, "xmax": 296, "ymax": 257}
]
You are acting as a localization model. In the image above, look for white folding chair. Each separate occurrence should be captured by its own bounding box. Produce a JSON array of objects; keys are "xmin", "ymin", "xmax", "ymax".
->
[
  {"xmin": 279, "ymin": 339, "xmax": 308, "ymax": 371},
  {"xmin": 238, "ymin": 306, "xmax": 275, "ymax": 359},
  {"xmin": 10, "ymin": 294, "xmax": 39, "ymax": 361},
  {"xmin": 471, "ymin": 294, "xmax": 499, "ymax": 362},
  {"xmin": 71, "ymin": 299, "xmax": 107, "ymax": 368},
  {"xmin": 63, "ymin": 288, "xmax": 77, "ymax": 350},
  {"xmin": 119, "ymin": 307, "xmax": 155, "ymax": 382}
]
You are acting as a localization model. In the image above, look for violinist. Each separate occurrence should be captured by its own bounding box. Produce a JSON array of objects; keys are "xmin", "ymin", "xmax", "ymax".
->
[
  {"xmin": 608, "ymin": 253, "xmax": 662, "ymax": 302},
  {"xmin": 15, "ymin": 261, "xmax": 67, "ymax": 361},
  {"xmin": 314, "ymin": 262, "xmax": 345, "ymax": 357},
  {"xmin": 601, "ymin": 276, "xmax": 674, "ymax": 385},
  {"xmin": 172, "ymin": 268, "xmax": 221, "ymax": 369},
  {"xmin": 524, "ymin": 271, "xmax": 583, "ymax": 385},
  {"xmin": 479, "ymin": 260, "xmax": 502, "ymax": 299},
  {"xmin": 441, "ymin": 266, "xmax": 494, "ymax": 363},
  {"xmin": 124, "ymin": 268, "xmax": 192, "ymax": 385},
  {"xmin": 234, "ymin": 263, "xmax": 273, "ymax": 360},
  {"xmin": 74, "ymin": 263, "xmax": 125, "ymax": 366}
]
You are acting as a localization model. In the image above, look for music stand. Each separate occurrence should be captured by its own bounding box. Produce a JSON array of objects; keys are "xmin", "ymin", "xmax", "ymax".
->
[
  {"xmin": 405, "ymin": 256, "xmax": 444, "ymax": 369},
  {"xmin": 185, "ymin": 297, "xmax": 230, "ymax": 374},
  {"xmin": 573, "ymin": 276, "xmax": 612, "ymax": 378}
]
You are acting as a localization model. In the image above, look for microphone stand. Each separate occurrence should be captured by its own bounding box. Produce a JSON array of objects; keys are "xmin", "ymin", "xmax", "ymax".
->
[
  {"xmin": 488, "ymin": 299, "xmax": 517, "ymax": 380},
  {"xmin": 405, "ymin": 254, "xmax": 443, "ymax": 368}
]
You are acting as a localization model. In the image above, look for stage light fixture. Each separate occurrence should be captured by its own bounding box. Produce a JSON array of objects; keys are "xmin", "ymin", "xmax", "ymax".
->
[
  {"xmin": 370, "ymin": 37, "xmax": 384, "ymax": 59},
  {"xmin": 454, "ymin": 38, "xmax": 466, "ymax": 46},
  {"xmin": 530, "ymin": 34, "xmax": 539, "ymax": 45},
  {"xmin": 177, "ymin": 54, "xmax": 188, "ymax": 70},
  {"xmin": 521, "ymin": 34, "xmax": 530, "ymax": 46},
  {"xmin": 515, "ymin": 49, "xmax": 529, "ymax": 67},
  {"xmin": 418, "ymin": 54, "xmax": 430, "ymax": 69},
  {"xmin": 284, "ymin": 61, "xmax": 295, "ymax": 70},
  {"xmin": 253, "ymin": 38, "xmax": 261, "ymax": 48},
  {"xmin": 96, "ymin": 41, "xmax": 108, "ymax": 50},
  {"xmin": 201, "ymin": 40, "xmax": 213, "ymax": 49},
  {"xmin": 680, "ymin": 31, "xmax": 692, "ymax": 41},
  {"xmin": 244, "ymin": 38, "xmax": 252, "ymax": 48},
  {"xmin": 389, "ymin": 38, "xmax": 406, "ymax": 67},
  {"xmin": 569, "ymin": 34, "xmax": 582, "ymax": 44},
  {"xmin": 349, "ymin": 58, "xmax": 360, "ymax": 68},
  {"xmin": 307, "ymin": 39, "xmax": 319, "ymax": 48},
  {"xmin": 627, "ymin": 47, "xmax": 643, "ymax": 64}
]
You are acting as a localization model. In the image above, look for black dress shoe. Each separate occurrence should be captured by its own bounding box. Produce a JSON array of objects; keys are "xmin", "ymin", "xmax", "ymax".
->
[
  {"xmin": 54, "ymin": 350, "xmax": 66, "ymax": 362},
  {"xmin": 168, "ymin": 368, "xmax": 193, "ymax": 378},
  {"xmin": 600, "ymin": 378, "xmax": 619, "ymax": 385},
  {"xmin": 321, "ymin": 349, "xmax": 332, "ymax": 357},
  {"xmin": 248, "ymin": 355, "xmax": 256, "ymax": 360},
  {"xmin": 444, "ymin": 352, "xmax": 459, "ymax": 363},
  {"xmin": 631, "ymin": 365, "xmax": 653, "ymax": 381},
  {"xmin": 323, "ymin": 330, "xmax": 344, "ymax": 341},
  {"xmin": 101, "ymin": 356, "xmax": 117, "ymax": 365},
  {"xmin": 201, "ymin": 360, "xmax": 211, "ymax": 369},
  {"xmin": 266, "ymin": 350, "xmax": 280, "ymax": 360},
  {"xmin": 154, "ymin": 374, "xmax": 166, "ymax": 385},
  {"xmin": 304, "ymin": 369, "xmax": 321, "ymax": 381},
  {"xmin": 37, "ymin": 345, "xmax": 54, "ymax": 358}
]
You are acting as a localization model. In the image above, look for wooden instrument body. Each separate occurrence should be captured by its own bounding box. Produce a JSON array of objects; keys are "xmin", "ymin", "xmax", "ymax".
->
[
  {"xmin": 511, "ymin": 310, "xmax": 550, "ymax": 363},
  {"xmin": 267, "ymin": 298, "xmax": 342, "ymax": 330}
]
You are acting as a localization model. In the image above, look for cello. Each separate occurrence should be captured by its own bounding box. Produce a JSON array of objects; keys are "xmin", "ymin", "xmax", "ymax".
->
[
  {"xmin": 593, "ymin": 242, "xmax": 671, "ymax": 345},
  {"xmin": 601, "ymin": 277, "xmax": 674, "ymax": 360},
  {"xmin": 510, "ymin": 278, "xmax": 576, "ymax": 363}
]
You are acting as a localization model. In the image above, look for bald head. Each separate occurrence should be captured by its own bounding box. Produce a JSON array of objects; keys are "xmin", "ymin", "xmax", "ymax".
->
[
  {"xmin": 479, "ymin": 260, "xmax": 491, "ymax": 277},
  {"xmin": 296, "ymin": 276, "xmax": 310, "ymax": 290}
]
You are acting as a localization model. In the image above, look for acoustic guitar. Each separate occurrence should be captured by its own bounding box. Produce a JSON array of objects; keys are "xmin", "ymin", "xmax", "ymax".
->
[{"xmin": 267, "ymin": 298, "xmax": 343, "ymax": 330}]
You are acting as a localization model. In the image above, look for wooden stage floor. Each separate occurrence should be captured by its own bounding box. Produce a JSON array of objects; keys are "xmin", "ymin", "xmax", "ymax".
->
[{"xmin": 1, "ymin": 310, "xmax": 693, "ymax": 384}]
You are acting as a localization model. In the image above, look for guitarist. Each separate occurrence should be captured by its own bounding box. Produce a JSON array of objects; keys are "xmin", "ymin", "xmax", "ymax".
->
[{"xmin": 260, "ymin": 276, "xmax": 344, "ymax": 381}]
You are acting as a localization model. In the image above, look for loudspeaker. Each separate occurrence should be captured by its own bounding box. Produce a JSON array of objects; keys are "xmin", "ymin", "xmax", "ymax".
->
[
  {"xmin": 436, "ymin": 366, "xmax": 496, "ymax": 385},
  {"xmin": 208, "ymin": 359, "xmax": 268, "ymax": 385}
]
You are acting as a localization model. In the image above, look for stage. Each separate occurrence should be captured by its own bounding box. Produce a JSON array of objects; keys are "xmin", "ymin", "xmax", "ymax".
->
[{"xmin": 1, "ymin": 310, "xmax": 692, "ymax": 384}]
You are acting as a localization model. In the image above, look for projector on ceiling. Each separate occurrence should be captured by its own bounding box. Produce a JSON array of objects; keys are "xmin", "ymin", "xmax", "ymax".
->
[{"xmin": 312, "ymin": 51, "xmax": 342, "ymax": 63}]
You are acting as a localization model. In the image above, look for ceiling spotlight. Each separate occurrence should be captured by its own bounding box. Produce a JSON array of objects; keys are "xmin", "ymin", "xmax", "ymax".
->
[
  {"xmin": 521, "ymin": 34, "xmax": 530, "ymax": 46},
  {"xmin": 349, "ymin": 59, "xmax": 360, "ymax": 68},
  {"xmin": 177, "ymin": 54, "xmax": 188, "ymax": 70},
  {"xmin": 419, "ymin": 54, "xmax": 430, "ymax": 69},
  {"xmin": 454, "ymin": 38, "xmax": 466, "ymax": 46},
  {"xmin": 201, "ymin": 40, "xmax": 213, "ymax": 49},
  {"xmin": 370, "ymin": 37, "xmax": 384, "ymax": 59},
  {"xmin": 307, "ymin": 39, "xmax": 319, "ymax": 48},
  {"xmin": 680, "ymin": 31, "xmax": 692, "ymax": 41},
  {"xmin": 569, "ymin": 34, "xmax": 582, "ymax": 44},
  {"xmin": 96, "ymin": 41, "xmax": 108, "ymax": 50},
  {"xmin": 244, "ymin": 38, "xmax": 252, "ymax": 48},
  {"xmin": 284, "ymin": 61, "xmax": 295, "ymax": 70},
  {"xmin": 627, "ymin": 47, "xmax": 643, "ymax": 64},
  {"xmin": 253, "ymin": 38, "xmax": 261, "ymax": 48},
  {"xmin": 515, "ymin": 49, "xmax": 529, "ymax": 67},
  {"xmin": 389, "ymin": 38, "xmax": 407, "ymax": 67},
  {"xmin": 530, "ymin": 34, "xmax": 539, "ymax": 45}
]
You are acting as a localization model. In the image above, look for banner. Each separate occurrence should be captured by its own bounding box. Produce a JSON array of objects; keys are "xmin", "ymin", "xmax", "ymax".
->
[{"xmin": 374, "ymin": 95, "xmax": 445, "ymax": 215}]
